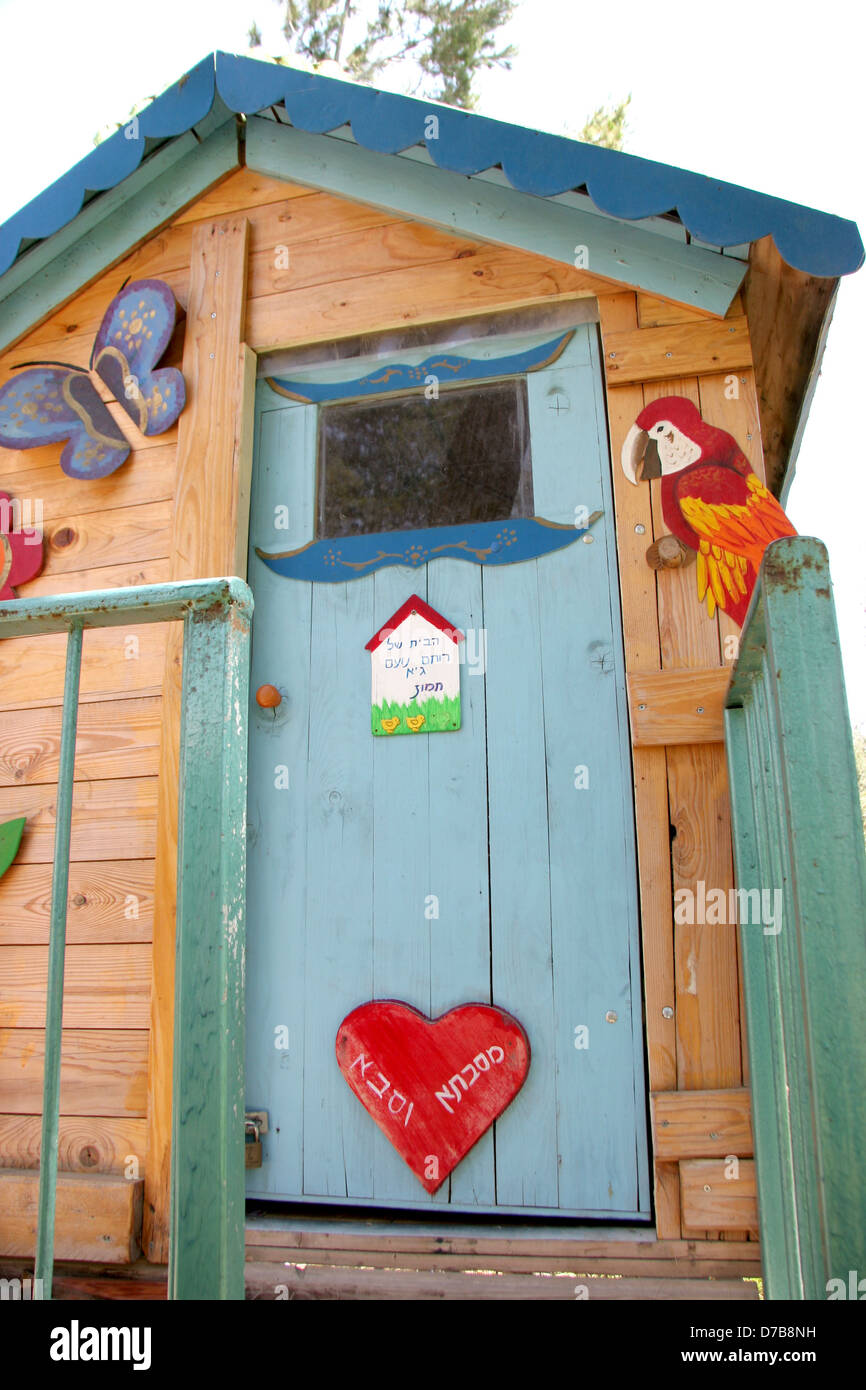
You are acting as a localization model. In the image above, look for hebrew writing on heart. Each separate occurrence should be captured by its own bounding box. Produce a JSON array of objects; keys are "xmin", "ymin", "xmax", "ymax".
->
[{"xmin": 336, "ymin": 999, "xmax": 530, "ymax": 1193}]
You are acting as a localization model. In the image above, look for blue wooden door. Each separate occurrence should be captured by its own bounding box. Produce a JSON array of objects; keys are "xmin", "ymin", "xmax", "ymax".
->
[{"xmin": 245, "ymin": 324, "xmax": 650, "ymax": 1219}]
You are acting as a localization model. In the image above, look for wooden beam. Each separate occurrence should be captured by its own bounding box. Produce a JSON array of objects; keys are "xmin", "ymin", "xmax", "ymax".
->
[
  {"xmin": 0, "ymin": 1115, "xmax": 146, "ymax": 1175},
  {"xmin": 628, "ymin": 669, "xmax": 729, "ymax": 745},
  {"xmin": 680, "ymin": 1160, "xmax": 758, "ymax": 1232},
  {"xmin": 245, "ymin": 117, "xmax": 746, "ymax": 315},
  {"xmin": 0, "ymin": 628, "xmax": 167, "ymax": 713},
  {"xmin": 0, "ymin": 1030, "xmax": 147, "ymax": 1116},
  {"xmin": 0, "ymin": 1171, "xmax": 143, "ymax": 1263},
  {"xmin": 603, "ymin": 317, "xmax": 752, "ymax": 386},
  {"xmin": 145, "ymin": 217, "xmax": 250, "ymax": 1265},
  {"xmin": 0, "ymin": 698, "xmax": 161, "ymax": 787},
  {"xmin": 598, "ymin": 292, "xmax": 679, "ymax": 1241},
  {"xmin": 245, "ymin": 1226, "xmax": 759, "ymax": 1260},
  {"xmin": 0, "ymin": 859, "xmax": 154, "ymax": 946},
  {"xmin": 652, "ymin": 1088, "xmax": 753, "ymax": 1160},
  {"xmin": 0, "ymin": 944, "xmax": 151, "ymax": 1028},
  {"xmin": 0, "ymin": 778, "xmax": 157, "ymax": 863},
  {"xmin": 246, "ymin": 240, "xmax": 592, "ymax": 353},
  {"xmin": 741, "ymin": 235, "xmax": 837, "ymax": 495},
  {"xmin": 244, "ymin": 1261, "xmax": 759, "ymax": 1300}
]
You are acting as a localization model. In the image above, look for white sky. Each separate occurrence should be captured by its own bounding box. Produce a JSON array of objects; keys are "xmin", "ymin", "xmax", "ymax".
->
[{"xmin": 0, "ymin": 0, "xmax": 863, "ymax": 722}]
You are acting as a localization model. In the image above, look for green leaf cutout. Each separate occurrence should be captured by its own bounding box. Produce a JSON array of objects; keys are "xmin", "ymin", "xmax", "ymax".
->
[{"xmin": 0, "ymin": 816, "xmax": 26, "ymax": 879}]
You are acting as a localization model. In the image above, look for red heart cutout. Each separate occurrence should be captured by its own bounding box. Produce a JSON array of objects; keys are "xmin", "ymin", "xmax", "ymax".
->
[{"xmin": 336, "ymin": 1000, "xmax": 530, "ymax": 1192}]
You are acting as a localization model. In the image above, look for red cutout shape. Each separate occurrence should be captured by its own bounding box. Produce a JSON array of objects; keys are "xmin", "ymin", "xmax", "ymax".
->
[{"xmin": 336, "ymin": 1000, "xmax": 530, "ymax": 1192}]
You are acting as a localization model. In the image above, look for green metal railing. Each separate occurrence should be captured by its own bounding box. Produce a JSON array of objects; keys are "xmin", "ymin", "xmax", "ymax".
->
[
  {"xmin": 0, "ymin": 578, "xmax": 253, "ymax": 1300},
  {"xmin": 725, "ymin": 537, "xmax": 866, "ymax": 1300}
]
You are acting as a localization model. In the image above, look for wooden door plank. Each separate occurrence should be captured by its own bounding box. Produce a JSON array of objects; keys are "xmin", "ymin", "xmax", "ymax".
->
[
  {"xmin": 484, "ymin": 557, "xmax": 559, "ymax": 1209},
  {"xmin": 0, "ymin": 697, "xmax": 161, "ymax": 786},
  {"xmin": 0, "ymin": 1170, "xmax": 143, "ymax": 1263},
  {"xmin": 0, "ymin": 944, "xmax": 150, "ymax": 1028},
  {"xmin": 146, "ymin": 216, "xmax": 250, "ymax": 1263},
  {"xmin": 243, "ymin": 391, "xmax": 314, "ymax": 1207},
  {"xmin": 0, "ymin": 1114, "xmax": 146, "ymax": 1174},
  {"xmin": 302, "ymin": 580, "xmax": 377, "ymax": 1200},
  {"xmin": 0, "ymin": 777, "xmax": 157, "ymax": 862},
  {"xmin": 427, "ymin": 559, "xmax": 495, "ymax": 1210},
  {"xmin": 527, "ymin": 334, "xmax": 648, "ymax": 1216},
  {"xmin": 0, "ymin": 1029, "xmax": 147, "ymax": 1115},
  {"xmin": 366, "ymin": 565, "xmax": 440, "ymax": 1207},
  {"xmin": 628, "ymin": 669, "xmax": 729, "ymax": 746},
  {"xmin": 0, "ymin": 860, "xmax": 154, "ymax": 946}
]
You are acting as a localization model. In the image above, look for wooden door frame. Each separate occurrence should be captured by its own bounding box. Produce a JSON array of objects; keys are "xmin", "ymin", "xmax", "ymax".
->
[{"xmin": 144, "ymin": 277, "xmax": 664, "ymax": 1257}]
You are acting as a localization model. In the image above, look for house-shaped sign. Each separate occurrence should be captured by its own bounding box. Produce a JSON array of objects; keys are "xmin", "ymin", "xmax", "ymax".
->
[{"xmin": 366, "ymin": 595, "xmax": 464, "ymax": 736}]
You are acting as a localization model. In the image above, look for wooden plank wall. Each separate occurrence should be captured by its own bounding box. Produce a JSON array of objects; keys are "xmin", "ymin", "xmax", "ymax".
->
[
  {"xmin": 0, "ymin": 164, "xmax": 759, "ymax": 1258},
  {"xmin": 600, "ymin": 289, "xmax": 761, "ymax": 1242}
]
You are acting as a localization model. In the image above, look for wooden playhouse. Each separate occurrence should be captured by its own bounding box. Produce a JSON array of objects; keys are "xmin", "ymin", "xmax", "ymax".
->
[{"xmin": 0, "ymin": 51, "xmax": 864, "ymax": 1301}]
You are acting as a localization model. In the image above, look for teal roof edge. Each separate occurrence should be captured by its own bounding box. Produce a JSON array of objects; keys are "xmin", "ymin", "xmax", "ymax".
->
[{"xmin": 0, "ymin": 51, "xmax": 862, "ymax": 282}]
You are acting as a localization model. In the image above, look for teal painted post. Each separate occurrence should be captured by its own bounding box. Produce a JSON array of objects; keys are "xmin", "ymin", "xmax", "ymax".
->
[
  {"xmin": 725, "ymin": 536, "xmax": 866, "ymax": 1300},
  {"xmin": 168, "ymin": 586, "xmax": 252, "ymax": 1300},
  {"xmin": 34, "ymin": 624, "xmax": 83, "ymax": 1297}
]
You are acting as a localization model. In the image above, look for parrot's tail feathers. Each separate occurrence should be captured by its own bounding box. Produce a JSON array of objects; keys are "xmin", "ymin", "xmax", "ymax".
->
[{"xmin": 695, "ymin": 543, "xmax": 754, "ymax": 627}]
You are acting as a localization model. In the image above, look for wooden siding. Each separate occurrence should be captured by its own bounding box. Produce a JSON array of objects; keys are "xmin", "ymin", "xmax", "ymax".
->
[{"xmin": 0, "ymin": 164, "xmax": 762, "ymax": 1261}]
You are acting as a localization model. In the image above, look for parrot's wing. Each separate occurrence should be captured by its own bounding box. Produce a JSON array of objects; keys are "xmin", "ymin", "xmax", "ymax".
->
[{"xmin": 679, "ymin": 472, "xmax": 797, "ymax": 622}]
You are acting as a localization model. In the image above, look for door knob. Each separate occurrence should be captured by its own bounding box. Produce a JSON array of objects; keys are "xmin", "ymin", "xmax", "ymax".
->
[{"xmin": 255, "ymin": 684, "xmax": 282, "ymax": 710}]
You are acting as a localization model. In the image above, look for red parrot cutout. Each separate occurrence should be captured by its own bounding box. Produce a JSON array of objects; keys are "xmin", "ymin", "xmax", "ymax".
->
[{"xmin": 621, "ymin": 397, "xmax": 797, "ymax": 628}]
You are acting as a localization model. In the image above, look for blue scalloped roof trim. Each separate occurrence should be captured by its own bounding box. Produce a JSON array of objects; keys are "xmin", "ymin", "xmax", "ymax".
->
[
  {"xmin": 0, "ymin": 57, "xmax": 216, "ymax": 279},
  {"xmin": 1, "ymin": 50, "xmax": 862, "ymax": 283}
]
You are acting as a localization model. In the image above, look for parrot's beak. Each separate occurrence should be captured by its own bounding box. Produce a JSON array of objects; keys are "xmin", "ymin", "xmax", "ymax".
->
[{"xmin": 621, "ymin": 424, "xmax": 650, "ymax": 484}]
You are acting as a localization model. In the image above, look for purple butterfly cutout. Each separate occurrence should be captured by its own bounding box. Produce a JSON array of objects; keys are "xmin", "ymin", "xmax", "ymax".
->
[{"xmin": 0, "ymin": 279, "xmax": 185, "ymax": 480}]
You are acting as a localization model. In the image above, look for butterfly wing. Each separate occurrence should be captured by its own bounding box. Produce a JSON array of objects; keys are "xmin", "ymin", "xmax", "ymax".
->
[
  {"xmin": 92, "ymin": 279, "xmax": 185, "ymax": 437},
  {"xmin": 0, "ymin": 368, "xmax": 130, "ymax": 479}
]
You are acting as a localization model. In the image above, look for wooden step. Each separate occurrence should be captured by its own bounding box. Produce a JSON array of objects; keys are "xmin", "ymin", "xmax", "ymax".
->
[{"xmin": 245, "ymin": 1261, "xmax": 760, "ymax": 1300}]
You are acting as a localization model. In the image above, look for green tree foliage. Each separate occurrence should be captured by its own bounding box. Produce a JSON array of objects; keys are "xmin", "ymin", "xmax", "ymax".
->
[
  {"xmin": 251, "ymin": 2, "xmax": 630, "ymax": 141},
  {"xmin": 250, "ymin": 0, "xmax": 517, "ymax": 109},
  {"xmin": 578, "ymin": 95, "xmax": 631, "ymax": 151}
]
